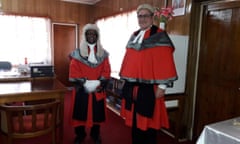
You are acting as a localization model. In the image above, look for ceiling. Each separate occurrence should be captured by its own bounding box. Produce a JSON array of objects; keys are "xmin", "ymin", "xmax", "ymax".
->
[{"xmin": 61, "ymin": 0, "xmax": 101, "ymax": 5}]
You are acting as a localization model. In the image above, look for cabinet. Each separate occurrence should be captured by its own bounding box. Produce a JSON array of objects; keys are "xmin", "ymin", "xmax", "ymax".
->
[{"xmin": 106, "ymin": 77, "xmax": 185, "ymax": 141}]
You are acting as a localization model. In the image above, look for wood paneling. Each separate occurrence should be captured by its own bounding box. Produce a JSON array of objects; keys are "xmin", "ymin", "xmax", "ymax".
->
[
  {"xmin": 92, "ymin": 0, "xmax": 191, "ymax": 35},
  {"xmin": 1, "ymin": 0, "xmax": 90, "ymax": 24}
]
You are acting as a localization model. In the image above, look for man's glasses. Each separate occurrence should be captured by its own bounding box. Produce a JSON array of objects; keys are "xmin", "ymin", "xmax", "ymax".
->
[{"xmin": 137, "ymin": 14, "xmax": 153, "ymax": 19}]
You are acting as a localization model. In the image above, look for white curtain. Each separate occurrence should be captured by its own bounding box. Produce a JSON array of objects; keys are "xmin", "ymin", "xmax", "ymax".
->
[
  {"xmin": 0, "ymin": 15, "xmax": 51, "ymax": 65},
  {"xmin": 96, "ymin": 10, "xmax": 138, "ymax": 77}
]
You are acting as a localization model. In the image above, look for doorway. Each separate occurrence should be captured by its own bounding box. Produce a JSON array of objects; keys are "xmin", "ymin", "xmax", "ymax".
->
[
  {"xmin": 193, "ymin": 1, "xmax": 240, "ymax": 139},
  {"xmin": 53, "ymin": 23, "xmax": 78, "ymax": 87}
]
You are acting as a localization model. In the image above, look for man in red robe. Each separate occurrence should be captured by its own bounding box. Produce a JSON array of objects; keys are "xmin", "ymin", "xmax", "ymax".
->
[
  {"xmin": 69, "ymin": 24, "xmax": 111, "ymax": 144},
  {"xmin": 119, "ymin": 4, "xmax": 178, "ymax": 144}
]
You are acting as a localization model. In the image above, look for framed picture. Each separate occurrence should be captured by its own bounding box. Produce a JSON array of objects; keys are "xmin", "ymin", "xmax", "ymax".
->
[{"xmin": 172, "ymin": 0, "xmax": 186, "ymax": 16}]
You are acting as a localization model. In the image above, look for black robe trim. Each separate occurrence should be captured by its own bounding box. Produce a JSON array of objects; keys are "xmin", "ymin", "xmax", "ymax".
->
[
  {"xmin": 69, "ymin": 48, "xmax": 109, "ymax": 68},
  {"xmin": 72, "ymin": 87, "xmax": 105, "ymax": 122},
  {"xmin": 126, "ymin": 25, "xmax": 174, "ymax": 51},
  {"xmin": 121, "ymin": 81, "xmax": 155, "ymax": 118}
]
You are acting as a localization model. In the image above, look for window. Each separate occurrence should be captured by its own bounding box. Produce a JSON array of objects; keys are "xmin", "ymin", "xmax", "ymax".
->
[
  {"xmin": 96, "ymin": 11, "xmax": 138, "ymax": 77},
  {"xmin": 0, "ymin": 15, "xmax": 51, "ymax": 66}
]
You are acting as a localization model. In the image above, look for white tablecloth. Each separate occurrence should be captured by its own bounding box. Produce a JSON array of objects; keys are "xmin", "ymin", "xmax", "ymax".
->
[{"xmin": 197, "ymin": 117, "xmax": 240, "ymax": 144}]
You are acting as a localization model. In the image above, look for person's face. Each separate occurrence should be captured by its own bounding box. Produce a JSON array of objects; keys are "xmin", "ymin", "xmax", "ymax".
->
[
  {"xmin": 137, "ymin": 9, "xmax": 154, "ymax": 30},
  {"xmin": 85, "ymin": 29, "xmax": 98, "ymax": 44}
]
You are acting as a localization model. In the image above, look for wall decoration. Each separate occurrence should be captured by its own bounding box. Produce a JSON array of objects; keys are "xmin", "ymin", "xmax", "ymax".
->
[{"xmin": 172, "ymin": 0, "xmax": 186, "ymax": 16}]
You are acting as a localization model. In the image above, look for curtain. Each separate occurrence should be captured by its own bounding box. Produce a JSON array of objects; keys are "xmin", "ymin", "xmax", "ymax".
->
[
  {"xmin": 96, "ymin": 10, "xmax": 138, "ymax": 77},
  {"xmin": 0, "ymin": 15, "xmax": 51, "ymax": 65}
]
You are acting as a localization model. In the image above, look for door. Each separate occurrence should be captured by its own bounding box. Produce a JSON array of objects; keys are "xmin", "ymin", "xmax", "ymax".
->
[
  {"xmin": 53, "ymin": 23, "xmax": 77, "ymax": 87},
  {"xmin": 193, "ymin": 1, "xmax": 240, "ymax": 138}
]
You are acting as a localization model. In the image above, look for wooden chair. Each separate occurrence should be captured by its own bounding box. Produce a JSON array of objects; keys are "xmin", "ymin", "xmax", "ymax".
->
[{"xmin": 0, "ymin": 99, "xmax": 60, "ymax": 144}]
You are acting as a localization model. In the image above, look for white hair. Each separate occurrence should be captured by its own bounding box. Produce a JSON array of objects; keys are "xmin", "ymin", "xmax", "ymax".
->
[
  {"xmin": 137, "ymin": 3, "xmax": 155, "ymax": 14},
  {"xmin": 79, "ymin": 23, "xmax": 104, "ymax": 57}
]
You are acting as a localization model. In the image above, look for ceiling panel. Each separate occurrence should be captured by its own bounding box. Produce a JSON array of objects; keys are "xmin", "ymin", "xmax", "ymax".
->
[{"xmin": 61, "ymin": 0, "xmax": 101, "ymax": 5}]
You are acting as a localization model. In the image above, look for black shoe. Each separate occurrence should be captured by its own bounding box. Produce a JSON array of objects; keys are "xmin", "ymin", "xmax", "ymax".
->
[
  {"xmin": 93, "ymin": 136, "xmax": 102, "ymax": 144},
  {"xmin": 74, "ymin": 136, "xmax": 85, "ymax": 144}
]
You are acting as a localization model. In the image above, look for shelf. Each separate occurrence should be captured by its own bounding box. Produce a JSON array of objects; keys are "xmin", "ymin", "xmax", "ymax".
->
[
  {"xmin": 106, "ymin": 94, "xmax": 121, "ymax": 115},
  {"xmin": 107, "ymin": 103, "xmax": 120, "ymax": 116}
]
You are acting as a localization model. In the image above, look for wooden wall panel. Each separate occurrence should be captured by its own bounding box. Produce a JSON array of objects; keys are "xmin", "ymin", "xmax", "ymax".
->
[
  {"xmin": 1, "ymin": 0, "xmax": 90, "ymax": 25},
  {"xmin": 93, "ymin": 0, "xmax": 191, "ymax": 35}
]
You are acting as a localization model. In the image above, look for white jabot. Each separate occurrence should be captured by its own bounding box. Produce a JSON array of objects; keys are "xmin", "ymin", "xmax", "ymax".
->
[
  {"xmin": 87, "ymin": 44, "xmax": 98, "ymax": 64},
  {"xmin": 132, "ymin": 30, "xmax": 146, "ymax": 44}
]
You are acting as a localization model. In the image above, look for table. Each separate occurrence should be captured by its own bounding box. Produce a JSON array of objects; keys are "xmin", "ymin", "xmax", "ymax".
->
[
  {"xmin": 197, "ymin": 117, "xmax": 240, "ymax": 144},
  {"xmin": 0, "ymin": 77, "xmax": 67, "ymax": 144}
]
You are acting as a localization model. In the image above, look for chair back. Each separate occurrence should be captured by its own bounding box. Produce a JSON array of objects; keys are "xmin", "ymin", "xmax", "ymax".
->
[
  {"xmin": 0, "ymin": 99, "xmax": 60, "ymax": 144},
  {"xmin": 0, "ymin": 61, "xmax": 12, "ymax": 71}
]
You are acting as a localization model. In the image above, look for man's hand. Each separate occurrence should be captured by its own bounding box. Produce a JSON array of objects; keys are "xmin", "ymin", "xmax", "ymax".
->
[{"xmin": 155, "ymin": 87, "xmax": 165, "ymax": 98}]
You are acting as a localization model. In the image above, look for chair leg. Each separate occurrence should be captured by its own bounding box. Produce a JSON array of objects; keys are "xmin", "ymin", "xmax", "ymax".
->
[
  {"xmin": 7, "ymin": 136, "xmax": 12, "ymax": 144},
  {"xmin": 52, "ymin": 131, "xmax": 56, "ymax": 144}
]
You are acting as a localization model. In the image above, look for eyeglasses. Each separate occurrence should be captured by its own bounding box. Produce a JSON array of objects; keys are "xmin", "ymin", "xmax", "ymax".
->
[{"xmin": 137, "ymin": 14, "xmax": 153, "ymax": 19}]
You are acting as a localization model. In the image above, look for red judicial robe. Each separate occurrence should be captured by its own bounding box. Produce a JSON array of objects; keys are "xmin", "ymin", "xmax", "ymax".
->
[
  {"xmin": 69, "ymin": 48, "xmax": 111, "ymax": 128},
  {"xmin": 120, "ymin": 25, "xmax": 178, "ymax": 130}
]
